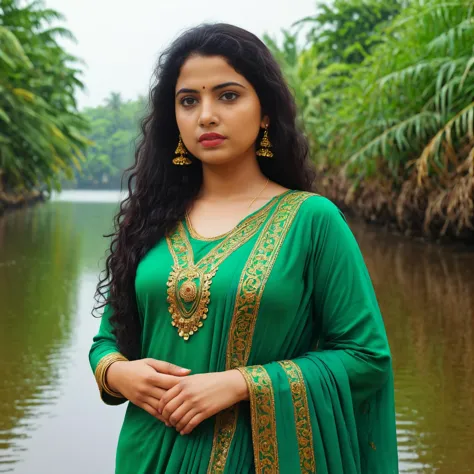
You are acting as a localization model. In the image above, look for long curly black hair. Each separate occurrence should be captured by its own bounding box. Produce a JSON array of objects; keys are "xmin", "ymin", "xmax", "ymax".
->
[{"xmin": 93, "ymin": 23, "xmax": 316, "ymax": 360}]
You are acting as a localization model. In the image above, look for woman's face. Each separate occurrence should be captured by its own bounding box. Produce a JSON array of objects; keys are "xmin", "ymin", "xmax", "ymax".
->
[{"xmin": 175, "ymin": 55, "xmax": 268, "ymax": 165}]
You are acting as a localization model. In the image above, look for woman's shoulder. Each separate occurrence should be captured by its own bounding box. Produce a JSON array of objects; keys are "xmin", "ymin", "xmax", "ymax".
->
[
  {"xmin": 287, "ymin": 191, "xmax": 344, "ymax": 220},
  {"xmin": 288, "ymin": 192, "xmax": 353, "ymax": 247}
]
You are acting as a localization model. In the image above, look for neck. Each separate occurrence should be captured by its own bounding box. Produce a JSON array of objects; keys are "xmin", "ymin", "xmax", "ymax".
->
[{"xmin": 198, "ymin": 153, "xmax": 268, "ymax": 201}]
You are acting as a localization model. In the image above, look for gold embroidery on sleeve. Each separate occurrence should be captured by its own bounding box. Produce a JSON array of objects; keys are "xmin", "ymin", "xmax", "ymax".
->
[
  {"xmin": 207, "ymin": 191, "xmax": 314, "ymax": 474},
  {"xmin": 278, "ymin": 360, "xmax": 316, "ymax": 473},
  {"xmin": 94, "ymin": 352, "xmax": 129, "ymax": 399}
]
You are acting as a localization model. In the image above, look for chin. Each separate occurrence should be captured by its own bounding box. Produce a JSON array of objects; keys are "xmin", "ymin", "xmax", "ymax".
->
[{"xmin": 193, "ymin": 151, "xmax": 236, "ymax": 166}]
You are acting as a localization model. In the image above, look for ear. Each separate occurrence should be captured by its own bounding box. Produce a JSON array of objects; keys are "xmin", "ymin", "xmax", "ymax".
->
[{"xmin": 260, "ymin": 115, "xmax": 270, "ymax": 129}]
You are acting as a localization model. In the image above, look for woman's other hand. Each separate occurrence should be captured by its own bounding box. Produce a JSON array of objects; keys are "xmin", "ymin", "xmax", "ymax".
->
[
  {"xmin": 157, "ymin": 369, "xmax": 249, "ymax": 435},
  {"xmin": 106, "ymin": 358, "xmax": 191, "ymax": 422}
]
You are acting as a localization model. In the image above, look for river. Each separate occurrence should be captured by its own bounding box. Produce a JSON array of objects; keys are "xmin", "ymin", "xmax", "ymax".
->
[{"xmin": 0, "ymin": 190, "xmax": 472, "ymax": 474}]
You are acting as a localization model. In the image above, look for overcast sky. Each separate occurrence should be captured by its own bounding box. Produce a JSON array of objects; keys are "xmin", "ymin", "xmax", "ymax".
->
[{"xmin": 42, "ymin": 0, "xmax": 319, "ymax": 109}]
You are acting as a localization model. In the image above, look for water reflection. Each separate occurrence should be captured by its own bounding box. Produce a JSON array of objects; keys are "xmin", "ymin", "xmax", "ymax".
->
[
  {"xmin": 0, "ymin": 193, "xmax": 125, "ymax": 474},
  {"xmin": 0, "ymin": 192, "xmax": 473, "ymax": 473},
  {"xmin": 351, "ymin": 221, "xmax": 474, "ymax": 474},
  {"xmin": 0, "ymin": 206, "xmax": 81, "ymax": 473}
]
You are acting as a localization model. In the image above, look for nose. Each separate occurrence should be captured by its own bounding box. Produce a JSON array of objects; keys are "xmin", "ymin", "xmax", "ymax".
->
[{"xmin": 198, "ymin": 97, "xmax": 218, "ymax": 127}]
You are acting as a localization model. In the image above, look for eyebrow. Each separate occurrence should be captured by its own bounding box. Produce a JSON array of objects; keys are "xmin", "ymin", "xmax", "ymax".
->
[{"xmin": 175, "ymin": 81, "xmax": 246, "ymax": 97}]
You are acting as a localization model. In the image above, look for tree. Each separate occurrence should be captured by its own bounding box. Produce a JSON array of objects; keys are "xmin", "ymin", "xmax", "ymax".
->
[
  {"xmin": 0, "ymin": 0, "xmax": 90, "ymax": 193},
  {"xmin": 64, "ymin": 95, "xmax": 147, "ymax": 189},
  {"xmin": 265, "ymin": 0, "xmax": 474, "ymax": 237},
  {"xmin": 296, "ymin": 0, "xmax": 405, "ymax": 65}
]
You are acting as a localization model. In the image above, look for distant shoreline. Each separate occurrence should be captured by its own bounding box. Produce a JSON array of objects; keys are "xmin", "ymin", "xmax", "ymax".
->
[{"xmin": 2, "ymin": 188, "xmax": 473, "ymax": 245}]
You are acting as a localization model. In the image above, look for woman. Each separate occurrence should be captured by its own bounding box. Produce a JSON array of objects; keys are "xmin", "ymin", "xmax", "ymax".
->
[{"xmin": 89, "ymin": 23, "xmax": 398, "ymax": 474}]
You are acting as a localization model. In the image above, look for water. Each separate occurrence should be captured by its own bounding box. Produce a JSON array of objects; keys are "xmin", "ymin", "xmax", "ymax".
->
[{"xmin": 0, "ymin": 190, "xmax": 472, "ymax": 473}]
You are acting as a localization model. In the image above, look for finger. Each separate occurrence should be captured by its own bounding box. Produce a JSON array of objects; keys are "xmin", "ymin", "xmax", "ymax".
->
[
  {"xmin": 153, "ymin": 373, "xmax": 186, "ymax": 390},
  {"xmin": 181, "ymin": 413, "xmax": 205, "ymax": 435},
  {"xmin": 175, "ymin": 407, "xmax": 198, "ymax": 433},
  {"xmin": 145, "ymin": 359, "xmax": 191, "ymax": 376},
  {"xmin": 168, "ymin": 401, "xmax": 193, "ymax": 427},
  {"xmin": 143, "ymin": 397, "xmax": 170, "ymax": 425},
  {"xmin": 162, "ymin": 392, "xmax": 185, "ymax": 422},
  {"xmin": 141, "ymin": 402, "xmax": 162, "ymax": 420},
  {"xmin": 142, "ymin": 386, "xmax": 166, "ymax": 401},
  {"xmin": 158, "ymin": 383, "xmax": 182, "ymax": 414}
]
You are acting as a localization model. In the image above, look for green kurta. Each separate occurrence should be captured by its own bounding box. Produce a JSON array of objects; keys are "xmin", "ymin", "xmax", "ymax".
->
[{"xmin": 89, "ymin": 190, "xmax": 399, "ymax": 474}]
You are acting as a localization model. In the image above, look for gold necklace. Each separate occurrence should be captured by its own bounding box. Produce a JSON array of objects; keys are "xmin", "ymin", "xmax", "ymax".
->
[
  {"xmin": 247, "ymin": 178, "xmax": 270, "ymax": 210},
  {"xmin": 166, "ymin": 183, "xmax": 278, "ymax": 341}
]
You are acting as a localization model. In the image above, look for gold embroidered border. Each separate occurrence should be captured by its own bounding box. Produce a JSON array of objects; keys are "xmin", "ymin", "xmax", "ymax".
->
[
  {"xmin": 278, "ymin": 360, "xmax": 316, "ymax": 473},
  {"xmin": 226, "ymin": 191, "xmax": 313, "ymax": 369},
  {"xmin": 207, "ymin": 191, "xmax": 313, "ymax": 474},
  {"xmin": 237, "ymin": 366, "xmax": 279, "ymax": 474},
  {"xmin": 207, "ymin": 404, "xmax": 239, "ymax": 472},
  {"xmin": 165, "ymin": 199, "xmax": 281, "ymax": 340},
  {"xmin": 166, "ymin": 222, "xmax": 194, "ymax": 267},
  {"xmin": 167, "ymin": 202, "xmax": 273, "ymax": 271}
]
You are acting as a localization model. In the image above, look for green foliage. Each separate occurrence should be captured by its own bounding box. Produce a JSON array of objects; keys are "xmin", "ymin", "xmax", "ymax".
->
[
  {"xmin": 296, "ymin": 0, "xmax": 405, "ymax": 65},
  {"xmin": 265, "ymin": 0, "xmax": 404, "ymax": 159},
  {"xmin": 266, "ymin": 0, "xmax": 474, "ymax": 184},
  {"xmin": 266, "ymin": 0, "xmax": 474, "ymax": 236},
  {"xmin": 65, "ymin": 93, "xmax": 147, "ymax": 189},
  {"xmin": 0, "ymin": 0, "xmax": 90, "ymax": 193},
  {"xmin": 333, "ymin": 0, "xmax": 474, "ymax": 184}
]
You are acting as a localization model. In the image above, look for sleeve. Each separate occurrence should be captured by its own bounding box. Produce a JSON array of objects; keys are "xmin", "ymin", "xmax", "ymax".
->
[
  {"xmin": 89, "ymin": 302, "xmax": 129, "ymax": 406},
  {"xmin": 237, "ymin": 200, "xmax": 398, "ymax": 474}
]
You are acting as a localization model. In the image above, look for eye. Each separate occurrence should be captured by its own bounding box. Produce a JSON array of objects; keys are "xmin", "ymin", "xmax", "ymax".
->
[
  {"xmin": 220, "ymin": 91, "xmax": 239, "ymax": 101},
  {"xmin": 180, "ymin": 96, "xmax": 198, "ymax": 107}
]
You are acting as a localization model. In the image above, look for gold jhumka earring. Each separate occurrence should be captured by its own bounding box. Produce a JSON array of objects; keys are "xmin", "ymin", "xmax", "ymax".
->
[
  {"xmin": 172, "ymin": 136, "xmax": 192, "ymax": 165},
  {"xmin": 256, "ymin": 125, "xmax": 274, "ymax": 158}
]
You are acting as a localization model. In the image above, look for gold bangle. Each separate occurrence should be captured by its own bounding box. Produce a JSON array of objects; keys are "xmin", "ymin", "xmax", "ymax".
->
[{"xmin": 94, "ymin": 352, "xmax": 129, "ymax": 398}]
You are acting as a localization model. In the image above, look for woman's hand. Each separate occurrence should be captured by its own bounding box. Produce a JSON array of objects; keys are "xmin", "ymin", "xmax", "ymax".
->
[
  {"xmin": 106, "ymin": 358, "xmax": 191, "ymax": 423},
  {"xmin": 157, "ymin": 369, "xmax": 249, "ymax": 435}
]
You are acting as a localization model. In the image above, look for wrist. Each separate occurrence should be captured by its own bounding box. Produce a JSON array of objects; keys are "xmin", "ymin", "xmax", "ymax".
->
[
  {"xmin": 230, "ymin": 369, "xmax": 250, "ymax": 402},
  {"xmin": 106, "ymin": 360, "xmax": 129, "ymax": 394}
]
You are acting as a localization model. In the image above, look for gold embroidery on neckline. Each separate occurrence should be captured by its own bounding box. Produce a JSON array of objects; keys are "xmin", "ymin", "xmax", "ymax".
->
[
  {"xmin": 185, "ymin": 212, "xmax": 231, "ymax": 241},
  {"xmin": 207, "ymin": 191, "xmax": 314, "ymax": 474},
  {"xmin": 184, "ymin": 191, "xmax": 291, "ymax": 242},
  {"xmin": 166, "ymin": 196, "xmax": 283, "ymax": 341}
]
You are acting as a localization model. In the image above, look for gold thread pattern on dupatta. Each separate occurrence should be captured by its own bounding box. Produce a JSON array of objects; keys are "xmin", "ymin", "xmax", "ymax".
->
[
  {"xmin": 237, "ymin": 366, "xmax": 279, "ymax": 474},
  {"xmin": 166, "ymin": 199, "xmax": 274, "ymax": 341},
  {"xmin": 278, "ymin": 360, "xmax": 316, "ymax": 473},
  {"xmin": 207, "ymin": 191, "xmax": 314, "ymax": 474}
]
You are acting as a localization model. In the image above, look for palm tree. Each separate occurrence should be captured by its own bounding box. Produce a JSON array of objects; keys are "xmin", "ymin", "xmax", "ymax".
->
[
  {"xmin": 265, "ymin": 0, "xmax": 474, "ymax": 238},
  {"xmin": 0, "ymin": 0, "xmax": 90, "ymax": 194}
]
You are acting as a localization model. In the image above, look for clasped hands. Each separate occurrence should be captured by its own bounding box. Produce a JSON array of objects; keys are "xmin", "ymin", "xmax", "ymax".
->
[{"xmin": 106, "ymin": 358, "xmax": 249, "ymax": 435}]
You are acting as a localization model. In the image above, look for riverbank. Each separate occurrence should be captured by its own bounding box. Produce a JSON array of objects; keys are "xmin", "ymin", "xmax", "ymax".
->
[
  {"xmin": 0, "ymin": 189, "xmax": 46, "ymax": 216},
  {"xmin": 2, "ymin": 182, "xmax": 473, "ymax": 245},
  {"xmin": 314, "ymin": 169, "xmax": 474, "ymax": 244}
]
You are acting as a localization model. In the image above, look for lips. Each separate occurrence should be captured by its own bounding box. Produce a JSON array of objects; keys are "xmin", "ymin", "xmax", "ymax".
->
[
  {"xmin": 199, "ymin": 133, "xmax": 226, "ymax": 142},
  {"xmin": 199, "ymin": 133, "xmax": 226, "ymax": 148}
]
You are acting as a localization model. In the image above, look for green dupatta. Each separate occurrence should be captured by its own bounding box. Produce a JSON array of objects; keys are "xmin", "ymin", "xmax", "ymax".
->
[{"xmin": 207, "ymin": 192, "xmax": 398, "ymax": 473}]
